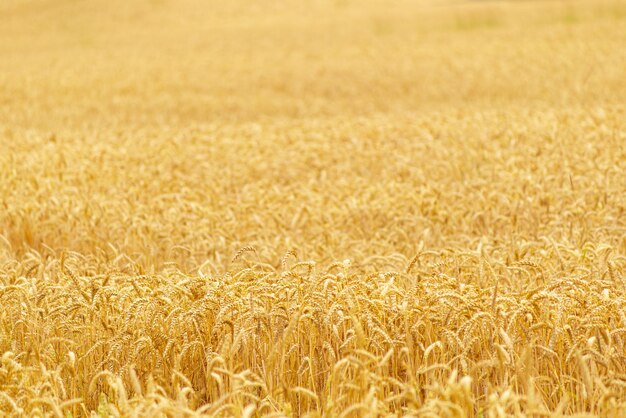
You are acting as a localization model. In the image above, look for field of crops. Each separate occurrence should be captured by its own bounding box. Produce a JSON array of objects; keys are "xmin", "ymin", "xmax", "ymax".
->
[{"xmin": 2, "ymin": 0, "xmax": 626, "ymax": 416}]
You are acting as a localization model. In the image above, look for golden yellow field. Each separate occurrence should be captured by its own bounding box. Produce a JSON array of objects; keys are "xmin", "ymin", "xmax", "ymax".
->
[{"xmin": 2, "ymin": 0, "xmax": 626, "ymax": 416}]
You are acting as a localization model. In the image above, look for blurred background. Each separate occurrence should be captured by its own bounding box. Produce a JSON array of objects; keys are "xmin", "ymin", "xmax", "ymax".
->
[
  {"xmin": 1, "ymin": 0, "xmax": 625, "ymax": 272},
  {"xmin": 1, "ymin": 0, "xmax": 625, "ymax": 128}
]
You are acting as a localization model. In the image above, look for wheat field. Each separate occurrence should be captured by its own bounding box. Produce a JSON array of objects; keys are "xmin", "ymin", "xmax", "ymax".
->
[{"xmin": 1, "ymin": 0, "xmax": 626, "ymax": 416}]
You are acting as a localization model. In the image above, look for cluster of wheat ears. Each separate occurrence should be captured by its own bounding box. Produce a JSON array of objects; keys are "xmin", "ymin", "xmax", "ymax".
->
[
  {"xmin": 2, "ymin": 0, "xmax": 626, "ymax": 416},
  {"xmin": 2, "ymin": 243, "xmax": 626, "ymax": 416}
]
